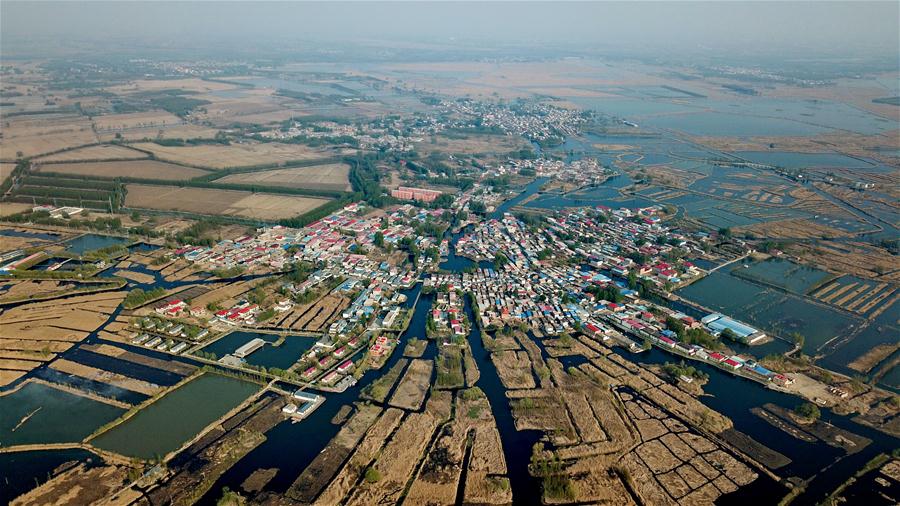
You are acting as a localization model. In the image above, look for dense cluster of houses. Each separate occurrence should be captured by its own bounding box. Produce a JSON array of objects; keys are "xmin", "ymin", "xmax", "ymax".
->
[
  {"xmin": 444, "ymin": 207, "xmax": 795, "ymax": 389},
  {"xmin": 180, "ymin": 203, "xmax": 448, "ymax": 275},
  {"xmin": 440, "ymin": 99, "xmax": 591, "ymax": 141}
]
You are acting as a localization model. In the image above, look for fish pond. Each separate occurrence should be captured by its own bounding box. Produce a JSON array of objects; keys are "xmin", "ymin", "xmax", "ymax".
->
[
  {"xmin": 0, "ymin": 381, "xmax": 124, "ymax": 446},
  {"xmin": 90, "ymin": 373, "xmax": 260, "ymax": 459},
  {"xmin": 64, "ymin": 234, "xmax": 129, "ymax": 255},
  {"xmin": 677, "ymin": 271, "xmax": 861, "ymax": 355},
  {"xmin": 197, "ymin": 331, "xmax": 318, "ymax": 370},
  {"xmin": 730, "ymin": 258, "xmax": 834, "ymax": 295}
]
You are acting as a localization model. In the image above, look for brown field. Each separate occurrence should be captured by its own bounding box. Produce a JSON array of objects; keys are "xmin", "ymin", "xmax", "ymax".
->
[
  {"xmin": 130, "ymin": 141, "xmax": 340, "ymax": 169},
  {"xmin": 314, "ymin": 408, "xmax": 406, "ymax": 506},
  {"xmin": 91, "ymin": 110, "xmax": 183, "ymax": 131},
  {"xmin": 0, "ymin": 202, "xmax": 32, "ymax": 217},
  {"xmin": 0, "ymin": 292, "xmax": 125, "ymax": 385},
  {"xmin": 104, "ymin": 78, "xmax": 240, "ymax": 95},
  {"xmin": 214, "ymin": 162, "xmax": 351, "ymax": 191},
  {"xmin": 0, "ymin": 280, "xmax": 86, "ymax": 303},
  {"xmin": 95, "ymin": 124, "xmax": 223, "ymax": 143},
  {"xmin": 37, "ymin": 160, "xmax": 210, "ymax": 180},
  {"xmin": 1, "ymin": 114, "xmax": 98, "ymax": 158},
  {"xmin": 124, "ymin": 184, "xmax": 331, "ymax": 220},
  {"xmin": 0, "ymin": 162, "xmax": 16, "ymax": 181},
  {"xmin": 388, "ymin": 359, "xmax": 433, "ymax": 411},
  {"xmin": 33, "ymin": 144, "xmax": 148, "ymax": 162},
  {"xmin": 11, "ymin": 463, "xmax": 131, "ymax": 506}
]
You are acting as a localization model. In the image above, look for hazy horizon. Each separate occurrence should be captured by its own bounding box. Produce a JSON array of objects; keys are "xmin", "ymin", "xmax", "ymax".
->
[{"xmin": 2, "ymin": 1, "xmax": 899, "ymax": 63}]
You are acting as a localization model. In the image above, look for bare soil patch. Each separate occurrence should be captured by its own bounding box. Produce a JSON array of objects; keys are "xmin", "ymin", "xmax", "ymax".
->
[
  {"xmin": 125, "ymin": 184, "xmax": 331, "ymax": 220},
  {"xmin": 38, "ymin": 160, "xmax": 210, "ymax": 180},
  {"xmin": 34, "ymin": 144, "xmax": 148, "ymax": 162},
  {"xmin": 389, "ymin": 358, "xmax": 434, "ymax": 411},
  {"xmin": 130, "ymin": 141, "xmax": 336, "ymax": 170},
  {"xmin": 214, "ymin": 163, "xmax": 351, "ymax": 192}
]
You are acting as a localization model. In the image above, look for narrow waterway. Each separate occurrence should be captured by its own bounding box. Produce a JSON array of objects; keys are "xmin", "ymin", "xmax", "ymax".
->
[{"xmin": 462, "ymin": 297, "xmax": 543, "ymax": 503}]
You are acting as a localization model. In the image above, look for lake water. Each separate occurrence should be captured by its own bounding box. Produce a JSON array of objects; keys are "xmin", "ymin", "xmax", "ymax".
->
[
  {"xmin": 64, "ymin": 234, "xmax": 129, "ymax": 255},
  {"xmin": 647, "ymin": 111, "xmax": 833, "ymax": 137},
  {"xmin": 734, "ymin": 151, "xmax": 874, "ymax": 169},
  {"xmin": 198, "ymin": 331, "xmax": 318, "ymax": 370},
  {"xmin": 237, "ymin": 77, "xmax": 354, "ymax": 96},
  {"xmin": 91, "ymin": 373, "xmax": 260, "ymax": 459},
  {"xmin": 0, "ymin": 382, "xmax": 124, "ymax": 446}
]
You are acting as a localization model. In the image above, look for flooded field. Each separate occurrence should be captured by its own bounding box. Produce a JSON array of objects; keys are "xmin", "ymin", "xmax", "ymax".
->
[
  {"xmin": 197, "ymin": 331, "xmax": 317, "ymax": 370},
  {"xmin": 810, "ymin": 275, "xmax": 897, "ymax": 317},
  {"xmin": 678, "ymin": 271, "xmax": 861, "ymax": 355},
  {"xmin": 647, "ymin": 110, "xmax": 834, "ymax": 136},
  {"xmin": 65, "ymin": 347, "xmax": 185, "ymax": 386},
  {"xmin": 64, "ymin": 234, "xmax": 129, "ymax": 255},
  {"xmin": 731, "ymin": 258, "xmax": 834, "ymax": 295},
  {"xmin": 0, "ymin": 448, "xmax": 100, "ymax": 505},
  {"xmin": 734, "ymin": 151, "xmax": 874, "ymax": 169},
  {"xmin": 90, "ymin": 373, "xmax": 260, "ymax": 459},
  {"xmin": 0, "ymin": 229, "xmax": 60, "ymax": 241},
  {"xmin": 0, "ymin": 381, "xmax": 124, "ymax": 446}
]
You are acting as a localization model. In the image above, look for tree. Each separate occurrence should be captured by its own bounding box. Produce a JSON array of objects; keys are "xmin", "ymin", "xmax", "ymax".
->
[
  {"xmin": 469, "ymin": 200, "xmax": 487, "ymax": 214},
  {"xmin": 794, "ymin": 402, "xmax": 821, "ymax": 421},
  {"xmin": 374, "ymin": 231, "xmax": 384, "ymax": 248},
  {"xmin": 627, "ymin": 271, "xmax": 638, "ymax": 289},
  {"xmin": 718, "ymin": 227, "xmax": 732, "ymax": 238},
  {"xmin": 720, "ymin": 328, "xmax": 741, "ymax": 343},
  {"xmin": 665, "ymin": 316, "xmax": 685, "ymax": 338}
]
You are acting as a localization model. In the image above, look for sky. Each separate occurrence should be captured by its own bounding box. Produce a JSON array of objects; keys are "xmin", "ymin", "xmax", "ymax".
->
[{"xmin": 2, "ymin": 1, "xmax": 898, "ymax": 60}]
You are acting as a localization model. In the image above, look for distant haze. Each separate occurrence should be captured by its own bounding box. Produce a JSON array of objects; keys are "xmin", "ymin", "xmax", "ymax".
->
[{"xmin": 2, "ymin": 1, "xmax": 898, "ymax": 60}]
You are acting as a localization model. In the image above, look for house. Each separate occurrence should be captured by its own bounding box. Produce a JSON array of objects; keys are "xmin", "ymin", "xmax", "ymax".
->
[{"xmin": 722, "ymin": 358, "xmax": 743, "ymax": 370}]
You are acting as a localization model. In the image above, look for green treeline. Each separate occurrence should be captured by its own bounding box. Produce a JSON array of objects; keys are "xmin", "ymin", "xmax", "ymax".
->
[{"xmin": 123, "ymin": 287, "xmax": 167, "ymax": 309}]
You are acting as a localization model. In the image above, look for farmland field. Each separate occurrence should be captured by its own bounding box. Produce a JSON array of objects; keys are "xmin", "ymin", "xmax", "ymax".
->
[
  {"xmin": 124, "ymin": 184, "xmax": 332, "ymax": 219},
  {"xmin": 1, "ymin": 162, "xmax": 16, "ymax": 181},
  {"xmin": 36, "ymin": 160, "xmax": 210, "ymax": 180},
  {"xmin": 95, "ymin": 124, "xmax": 223, "ymax": 143},
  {"xmin": 214, "ymin": 162, "xmax": 351, "ymax": 191},
  {"xmin": 1, "ymin": 114, "xmax": 98, "ymax": 158},
  {"xmin": 130, "ymin": 141, "xmax": 341, "ymax": 169},
  {"xmin": 91, "ymin": 110, "xmax": 183, "ymax": 131},
  {"xmin": 34, "ymin": 144, "xmax": 148, "ymax": 162}
]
